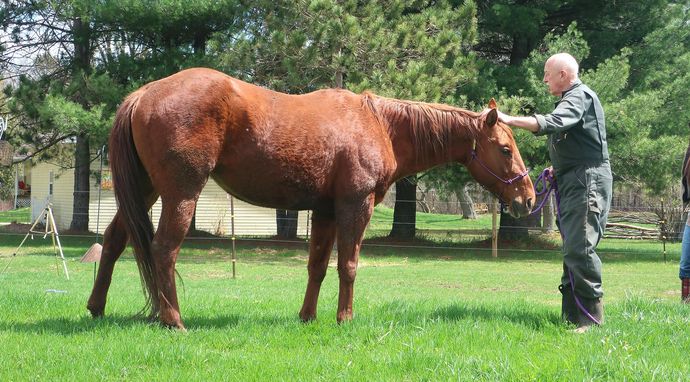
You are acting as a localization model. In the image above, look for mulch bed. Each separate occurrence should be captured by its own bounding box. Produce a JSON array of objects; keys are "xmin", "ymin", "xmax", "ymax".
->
[{"xmin": 0, "ymin": 222, "xmax": 34, "ymax": 234}]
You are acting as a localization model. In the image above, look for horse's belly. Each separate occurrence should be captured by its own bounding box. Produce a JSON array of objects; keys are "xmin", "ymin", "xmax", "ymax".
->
[{"xmin": 210, "ymin": 168, "xmax": 326, "ymax": 211}]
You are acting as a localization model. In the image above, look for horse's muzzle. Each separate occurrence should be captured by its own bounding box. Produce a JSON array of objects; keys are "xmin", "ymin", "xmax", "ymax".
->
[{"xmin": 509, "ymin": 197, "xmax": 533, "ymax": 218}]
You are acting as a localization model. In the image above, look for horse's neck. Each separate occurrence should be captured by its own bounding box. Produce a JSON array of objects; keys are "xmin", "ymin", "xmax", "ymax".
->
[{"xmin": 372, "ymin": 97, "xmax": 477, "ymax": 178}]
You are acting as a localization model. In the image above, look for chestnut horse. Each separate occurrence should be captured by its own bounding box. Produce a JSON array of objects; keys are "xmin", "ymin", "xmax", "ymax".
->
[{"xmin": 87, "ymin": 68, "xmax": 535, "ymax": 329}]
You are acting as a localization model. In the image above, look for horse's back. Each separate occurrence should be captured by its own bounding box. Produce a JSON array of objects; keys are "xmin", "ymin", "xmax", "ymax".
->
[{"xmin": 130, "ymin": 68, "xmax": 368, "ymax": 141}]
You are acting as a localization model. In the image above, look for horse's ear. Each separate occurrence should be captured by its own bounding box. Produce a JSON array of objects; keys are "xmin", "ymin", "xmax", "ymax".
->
[
  {"xmin": 485, "ymin": 109, "xmax": 498, "ymax": 128},
  {"xmin": 488, "ymin": 98, "xmax": 497, "ymax": 109}
]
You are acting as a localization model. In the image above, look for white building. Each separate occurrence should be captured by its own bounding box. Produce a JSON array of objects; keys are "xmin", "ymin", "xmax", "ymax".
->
[{"xmin": 29, "ymin": 161, "xmax": 309, "ymax": 236}]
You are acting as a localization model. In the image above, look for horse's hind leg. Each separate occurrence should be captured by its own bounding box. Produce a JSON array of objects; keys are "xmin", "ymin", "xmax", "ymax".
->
[
  {"xmin": 87, "ymin": 211, "xmax": 129, "ymax": 317},
  {"xmin": 88, "ymin": 192, "xmax": 159, "ymax": 318},
  {"xmin": 299, "ymin": 210, "xmax": 336, "ymax": 321},
  {"xmin": 150, "ymin": 196, "xmax": 198, "ymax": 329}
]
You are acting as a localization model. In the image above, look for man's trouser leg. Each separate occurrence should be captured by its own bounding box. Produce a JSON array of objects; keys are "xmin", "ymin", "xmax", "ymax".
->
[
  {"xmin": 557, "ymin": 163, "xmax": 612, "ymax": 328},
  {"xmin": 680, "ymin": 223, "xmax": 690, "ymax": 302}
]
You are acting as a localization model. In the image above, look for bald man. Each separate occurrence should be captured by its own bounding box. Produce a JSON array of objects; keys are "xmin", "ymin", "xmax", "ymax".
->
[{"xmin": 497, "ymin": 53, "xmax": 612, "ymax": 332}]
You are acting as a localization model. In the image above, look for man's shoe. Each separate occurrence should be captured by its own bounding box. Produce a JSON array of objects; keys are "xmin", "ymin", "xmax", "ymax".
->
[
  {"xmin": 682, "ymin": 278, "xmax": 690, "ymax": 303},
  {"xmin": 559, "ymin": 284, "xmax": 603, "ymax": 332}
]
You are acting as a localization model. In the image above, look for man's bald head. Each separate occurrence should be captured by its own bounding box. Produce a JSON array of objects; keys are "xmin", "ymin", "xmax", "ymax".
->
[
  {"xmin": 547, "ymin": 53, "xmax": 579, "ymax": 79},
  {"xmin": 543, "ymin": 53, "xmax": 580, "ymax": 97}
]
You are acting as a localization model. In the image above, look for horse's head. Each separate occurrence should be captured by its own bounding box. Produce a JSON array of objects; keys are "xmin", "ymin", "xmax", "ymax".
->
[{"xmin": 466, "ymin": 99, "xmax": 535, "ymax": 218}]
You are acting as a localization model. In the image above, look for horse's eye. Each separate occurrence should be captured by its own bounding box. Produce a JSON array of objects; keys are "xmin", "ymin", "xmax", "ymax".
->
[{"xmin": 501, "ymin": 147, "xmax": 512, "ymax": 156}]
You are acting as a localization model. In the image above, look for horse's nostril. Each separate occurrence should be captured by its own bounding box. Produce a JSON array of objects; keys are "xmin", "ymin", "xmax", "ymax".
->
[{"xmin": 526, "ymin": 198, "xmax": 533, "ymax": 210}]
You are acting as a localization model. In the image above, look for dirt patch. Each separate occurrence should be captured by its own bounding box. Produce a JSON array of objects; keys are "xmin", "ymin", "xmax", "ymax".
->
[
  {"xmin": 0, "ymin": 222, "xmax": 33, "ymax": 234},
  {"xmin": 253, "ymin": 248, "xmax": 280, "ymax": 256}
]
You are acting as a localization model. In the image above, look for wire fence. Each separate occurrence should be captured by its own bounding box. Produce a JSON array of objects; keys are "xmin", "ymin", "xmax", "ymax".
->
[{"xmin": 0, "ymin": 180, "xmax": 686, "ymax": 257}]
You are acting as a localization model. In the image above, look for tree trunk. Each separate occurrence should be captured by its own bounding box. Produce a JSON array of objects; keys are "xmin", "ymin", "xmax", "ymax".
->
[
  {"xmin": 335, "ymin": 69, "xmax": 343, "ymax": 89},
  {"xmin": 417, "ymin": 189, "xmax": 431, "ymax": 213},
  {"xmin": 193, "ymin": 32, "xmax": 208, "ymax": 57},
  {"xmin": 69, "ymin": 133, "xmax": 90, "ymax": 231},
  {"xmin": 69, "ymin": 18, "xmax": 91, "ymax": 232},
  {"xmin": 459, "ymin": 183, "xmax": 476, "ymax": 219},
  {"xmin": 509, "ymin": 34, "xmax": 536, "ymax": 67},
  {"xmin": 498, "ymin": 205, "xmax": 540, "ymax": 241},
  {"xmin": 389, "ymin": 176, "xmax": 417, "ymax": 239},
  {"xmin": 73, "ymin": 17, "xmax": 91, "ymax": 71},
  {"xmin": 276, "ymin": 209, "xmax": 298, "ymax": 239}
]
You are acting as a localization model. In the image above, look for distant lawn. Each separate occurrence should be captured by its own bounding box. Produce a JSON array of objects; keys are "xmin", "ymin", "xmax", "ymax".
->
[
  {"xmin": 0, "ymin": 207, "xmax": 30, "ymax": 223},
  {"xmin": 367, "ymin": 204, "xmax": 494, "ymax": 240}
]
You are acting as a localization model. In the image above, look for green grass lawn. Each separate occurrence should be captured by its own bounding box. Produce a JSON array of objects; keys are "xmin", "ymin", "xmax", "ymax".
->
[
  {"xmin": 367, "ymin": 205, "xmax": 495, "ymax": 242},
  {"xmin": 0, "ymin": 231, "xmax": 686, "ymax": 381},
  {"xmin": 0, "ymin": 207, "xmax": 30, "ymax": 223},
  {"xmin": 369, "ymin": 205, "xmax": 495, "ymax": 230}
]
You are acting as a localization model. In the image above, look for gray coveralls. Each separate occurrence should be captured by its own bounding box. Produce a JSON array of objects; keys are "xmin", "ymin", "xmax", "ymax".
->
[{"xmin": 534, "ymin": 80, "xmax": 613, "ymax": 300}]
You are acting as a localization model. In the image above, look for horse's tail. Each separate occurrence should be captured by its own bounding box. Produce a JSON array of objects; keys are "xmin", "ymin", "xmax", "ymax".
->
[{"xmin": 109, "ymin": 90, "xmax": 159, "ymax": 317}]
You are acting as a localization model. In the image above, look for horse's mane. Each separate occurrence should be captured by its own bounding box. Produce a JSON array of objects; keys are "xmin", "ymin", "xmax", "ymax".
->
[{"xmin": 362, "ymin": 92, "xmax": 481, "ymax": 159}]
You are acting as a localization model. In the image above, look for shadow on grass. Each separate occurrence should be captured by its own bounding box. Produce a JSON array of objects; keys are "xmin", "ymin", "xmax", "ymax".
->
[
  {"xmin": 0, "ymin": 299, "xmax": 565, "ymax": 334},
  {"xmin": 0, "ymin": 314, "xmax": 152, "ymax": 335},
  {"xmin": 430, "ymin": 303, "xmax": 561, "ymax": 329},
  {"xmin": 0, "ymin": 311, "xmax": 308, "ymax": 334}
]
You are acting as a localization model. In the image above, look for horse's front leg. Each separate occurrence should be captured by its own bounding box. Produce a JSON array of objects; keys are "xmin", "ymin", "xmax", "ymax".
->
[
  {"xmin": 335, "ymin": 194, "xmax": 374, "ymax": 323},
  {"xmin": 299, "ymin": 210, "xmax": 336, "ymax": 321},
  {"xmin": 87, "ymin": 211, "xmax": 128, "ymax": 317}
]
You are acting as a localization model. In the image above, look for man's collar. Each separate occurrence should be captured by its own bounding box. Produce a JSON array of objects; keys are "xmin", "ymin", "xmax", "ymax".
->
[{"xmin": 561, "ymin": 79, "xmax": 582, "ymax": 98}]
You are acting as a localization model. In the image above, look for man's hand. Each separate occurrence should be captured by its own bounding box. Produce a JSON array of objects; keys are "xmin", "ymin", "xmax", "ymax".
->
[
  {"xmin": 495, "ymin": 109, "xmax": 540, "ymax": 133},
  {"xmin": 496, "ymin": 109, "xmax": 511, "ymax": 124}
]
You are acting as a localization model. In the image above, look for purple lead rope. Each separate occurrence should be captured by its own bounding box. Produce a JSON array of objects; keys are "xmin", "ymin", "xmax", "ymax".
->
[
  {"xmin": 568, "ymin": 265, "xmax": 601, "ymax": 325},
  {"xmin": 530, "ymin": 168, "xmax": 559, "ymax": 215},
  {"xmin": 530, "ymin": 168, "xmax": 601, "ymax": 326}
]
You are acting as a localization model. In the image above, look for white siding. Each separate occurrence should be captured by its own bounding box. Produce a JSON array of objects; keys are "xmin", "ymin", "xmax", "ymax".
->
[
  {"xmin": 32, "ymin": 162, "xmax": 309, "ymax": 236},
  {"xmin": 30, "ymin": 162, "xmax": 74, "ymax": 229}
]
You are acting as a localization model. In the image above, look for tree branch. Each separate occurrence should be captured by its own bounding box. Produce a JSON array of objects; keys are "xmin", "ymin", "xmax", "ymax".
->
[{"xmin": 10, "ymin": 133, "xmax": 75, "ymax": 164}]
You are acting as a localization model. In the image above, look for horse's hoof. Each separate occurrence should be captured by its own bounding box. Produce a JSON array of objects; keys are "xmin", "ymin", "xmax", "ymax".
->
[
  {"xmin": 299, "ymin": 311, "xmax": 316, "ymax": 322},
  {"xmin": 161, "ymin": 319, "xmax": 186, "ymax": 331},
  {"xmin": 336, "ymin": 312, "xmax": 354, "ymax": 324},
  {"xmin": 87, "ymin": 305, "xmax": 104, "ymax": 318},
  {"xmin": 163, "ymin": 322, "xmax": 187, "ymax": 331}
]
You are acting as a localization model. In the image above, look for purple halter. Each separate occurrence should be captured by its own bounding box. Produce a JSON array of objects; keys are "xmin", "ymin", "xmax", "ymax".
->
[{"xmin": 468, "ymin": 145, "xmax": 529, "ymax": 185}]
